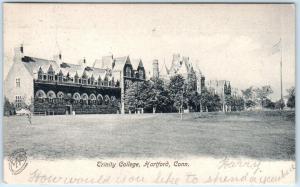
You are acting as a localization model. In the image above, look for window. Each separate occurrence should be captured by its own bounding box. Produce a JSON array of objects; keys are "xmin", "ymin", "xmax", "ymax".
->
[
  {"xmin": 97, "ymin": 94, "xmax": 103, "ymax": 105},
  {"xmin": 15, "ymin": 95, "xmax": 23, "ymax": 108},
  {"xmin": 75, "ymin": 76, "xmax": 79, "ymax": 83},
  {"xmin": 126, "ymin": 67, "xmax": 132, "ymax": 77},
  {"xmin": 82, "ymin": 94, "xmax": 88, "ymax": 104},
  {"xmin": 48, "ymin": 73, "xmax": 54, "ymax": 81},
  {"xmin": 104, "ymin": 95, "xmax": 110, "ymax": 105},
  {"xmin": 47, "ymin": 91, "xmax": 56, "ymax": 103},
  {"xmin": 38, "ymin": 68, "xmax": 43, "ymax": 80},
  {"xmin": 57, "ymin": 92, "xmax": 64, "ymax": 102},
  {"xmin": 139, "ymin": 70, "xmax": 144, "ymax": 79},
  {"xmin": 16, "ymin": 78, "xmax": 20, "ymax": 87},
  {"xmin": 38, "ymin": 74, "xmax": 43, "ymax": 80},
  {"xmin": 104, "ymin": 77, "xmax": 108, "ymax": 86},
  {"xmin": 58, "ymin": 75, "xmax": 63, "ymax": 82},
  {"xmin": 73, "ymin": 93, "xmax": 81, "ymax": 103},
  {"xmin": 36, "ymin": 90, "xmax": 46, "ymax": 99}
]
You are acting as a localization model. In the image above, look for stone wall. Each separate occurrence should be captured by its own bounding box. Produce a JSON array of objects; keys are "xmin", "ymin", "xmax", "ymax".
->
[{"xmin": 33, "ymin": 82, "xmax": 121, "ymax": 115}]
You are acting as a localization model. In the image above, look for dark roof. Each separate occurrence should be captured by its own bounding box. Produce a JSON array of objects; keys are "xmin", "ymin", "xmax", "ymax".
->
[
  {"xmin": 21, "ymin": 56, "xmax": 107, "ymax": 79},
  {"xmin": 22, "ymin": 56, "xmax": 60, "ymax": 74}
]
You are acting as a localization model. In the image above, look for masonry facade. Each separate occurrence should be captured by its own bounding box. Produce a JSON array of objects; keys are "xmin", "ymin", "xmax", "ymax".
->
[
  {"xmin": 4, "ymin": 45, "xmax": 146, "ymax": 114},
  {"xmin": 155, "ymin": 53, "xmax": 206, "ymax": 94}
]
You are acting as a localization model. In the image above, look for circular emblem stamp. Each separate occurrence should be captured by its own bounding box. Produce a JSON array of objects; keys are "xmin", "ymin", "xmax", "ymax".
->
[{"xmin": 8, "ymin": 148, "xmax": 28, "ymax": 175}]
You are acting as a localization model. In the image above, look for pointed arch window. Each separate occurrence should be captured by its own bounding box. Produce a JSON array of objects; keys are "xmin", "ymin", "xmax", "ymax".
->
[
  {"xmin": 47, "ymin": 65, "xmax": 55, "ymax": 81},
  {"xmin": 82, "ymin": 71, "xmax": 88, "ymax": 85},
  {"xmin": 139, "ymin": 69, "xmax": 144, "ymax": 79},
  {"xmin": 47, "ymin": 90, "xmax": 56, "ymax": 103},
  {"xmin": 91, "ymin": 75, "xmax": 95, "ymax": 85},
  {"xmin": 73, "ymin": 92, "xmax": 81, "ymax": 103},
  {"xmin": 104, "ymin": 76, "xmax": 108, "ymax": 86},
  {"xmin": 126, "ymin": 66, "xmax": 132, "ymax": 77},
  {"xmin": 81, "ymin": 93, "xmax": 88, "ymax": 104},
  {"xmin": 98, "ymin": 76, "xmax": 102, "ymax": 86},
  {"xmin": 97, "ymin": 94, "xmax": 103, "ymax": 105},
  {"xmin": 58, "ymin": 70, "xmax": 63, "ymax": 82},
  {"xmin": 74, "ymin": 72, "xmax": 79, "ymax": 84}
]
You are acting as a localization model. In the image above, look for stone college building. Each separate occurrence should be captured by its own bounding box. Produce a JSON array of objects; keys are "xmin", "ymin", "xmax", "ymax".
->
[{"xmin": 4, "ymin": 45, "xmax": 146, "ymax": 114}]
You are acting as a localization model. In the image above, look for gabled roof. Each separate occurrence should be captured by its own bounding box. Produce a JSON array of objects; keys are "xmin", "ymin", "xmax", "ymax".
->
[
  {"xmin": 93, "ymin": 55, "xmax": 113, "ymax": 69},
  {"xmin": 22, "ymin": 56, "xmax": 60, "ymax": 75},
  {"xmin": 93, "ymin": 59, "xmax": 102, "ymax": 69},
  {"xmin": 113, "ymin": 56, "xmax": 130, "ymax": 71},
  {"xmin": 102, "ymin": 55, "xmax": 113, "ymax": 69},
  {"xmin": 60, "ymin": 62, "xmax": 84, "ymax": 77},
  {"xmin": 21, "ymin": 55, "xmax": 110, "ymax": 80},
  {"xmin": 131, "ymin": 58, "xmax": 144, "ymax": 70},
  {"xmin": 85, "ymin": 66, "xmax": 107, "ymax": 80},
  {"xmin": 194, "ymin": 62, "xmax": 203, "ymax": 75}
]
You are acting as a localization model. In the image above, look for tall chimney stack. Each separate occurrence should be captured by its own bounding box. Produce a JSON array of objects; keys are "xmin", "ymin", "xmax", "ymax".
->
[
  {"xmin": 20, "ymin": 44, "xmax": 24, "ymax": 54},
  {"xmin": 152, "ymin": 59, "xmax": 159, "ymax": 78}
]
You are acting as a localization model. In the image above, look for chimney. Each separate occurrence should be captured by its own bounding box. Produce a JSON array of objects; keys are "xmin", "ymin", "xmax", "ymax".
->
[
  {"xmin": 152, "ymin": 59, "xmax": 159, "ymax": 78},
  {"xmin": 20, "ymin": 44, "xmax": 24, "ymax": 54},
  {"xmin": 53, "ymin": 52, "xmax": 63, "ymax": 67},
  {"xmin": 13, "ymin": 44, "xmax": 24, "ymax": 62},
  {"xmin": 78, "ymin": 57, "xmax": 87, "ymax": 67}
]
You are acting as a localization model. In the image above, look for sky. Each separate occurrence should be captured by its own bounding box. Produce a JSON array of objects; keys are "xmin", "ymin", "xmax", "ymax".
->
[{"xmin": 3, "ymin": 3, "xmax": 295, "ymax": 100}]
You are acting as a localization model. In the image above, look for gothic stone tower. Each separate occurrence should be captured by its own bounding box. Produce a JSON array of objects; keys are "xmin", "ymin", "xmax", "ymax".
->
[{"xmin": 152, "ymin": 59, "xmax": 159, "ymax": 78}]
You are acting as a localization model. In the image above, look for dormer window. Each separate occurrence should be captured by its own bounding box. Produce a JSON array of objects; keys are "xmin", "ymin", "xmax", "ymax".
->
[
  {"xmin": 38, "ymin": 67, "xmax": 43, "ymax": 80},
  {"xmin": 104, "ymin": 76, "xmax": 108, "ymax": 86},
  {"xmin": 82, "ymin": 71, "xmax": 87, "ymax": 84},
  {"xmin": 58, "ymin": 70, "xmax": 63, "ymax": 82},
  {"xmin": 91, "ymin": 75, "xmax": 94, "ymax": 85},
  {"xmin": 98, "ymin": 77, "xmax": 102, "ymax": 86},
  {"xmin": 74, "ymin": 72, "xmax": 79, "ymax": 83},
  {"xmin": 47, "ymin": 65, "xmax": 55, "ymax": 81}
]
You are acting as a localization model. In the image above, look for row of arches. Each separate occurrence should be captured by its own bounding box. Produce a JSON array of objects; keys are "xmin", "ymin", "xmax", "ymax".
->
[{"xmin": 35, "ymin": 90, "xmax": 117, "ymax": 103}]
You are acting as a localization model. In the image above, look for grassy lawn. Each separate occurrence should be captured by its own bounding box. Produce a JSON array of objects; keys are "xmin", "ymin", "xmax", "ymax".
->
[{"xmin": 3, "ymin": 111, "xmax": 295, "ymax": 160}]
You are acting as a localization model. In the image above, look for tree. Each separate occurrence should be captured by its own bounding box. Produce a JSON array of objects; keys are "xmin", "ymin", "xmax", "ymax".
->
[
  {"xmin": 242, "ymin": 87, "xmax": 256, "ymax": 109},
  {"xmin": 275, "ymin": 99, "xmax": 285, "ymax": 110},
  {"xmin": 262, "ymin": 98, "xmax": 275, "ymax": 109},
  {"xmin": 225, "ymin": 94, "xmax": 233, "ymax": 111},
  {"xmin": 246, "ymin": 100, "xmax": 256, "ymax": 108},
  {"xmin": 168, "ymin": 75, "xmax": 187, "ymax": 112},
  {"xmin": 3, "ymin": 97, "xmax": 15, "ymax": 116},
  {"xmin": 254, "ymin": 86, "xmax": 273, "ymax": 107},
  {"xmin": 231, "ymin": 96, "xmax": 245, "ymax": 111},
  {"xmin": 124, "ymin": 82, "xmax": 139, "ymax": 113},
  {"xmin": 189, "ymin": 91, "xmax": 201, "ymax": 112},
  {"xmin": 200, "ymin": 88, "xmax": 222, "ymax": 112},
  {"xmin": 200, "ymin": 88, "xmax": 210, "ymax": 112},
  {"xmin": 133, "ymin": 78, "xmax": 174, "ymax": 113},
  {"xmin": 286, "ymin": 87, "xmax": 295, "ymax": 108},
  {"xmin": 242, "ymin": 87, "xmax": 254, "ymax": 100}
]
